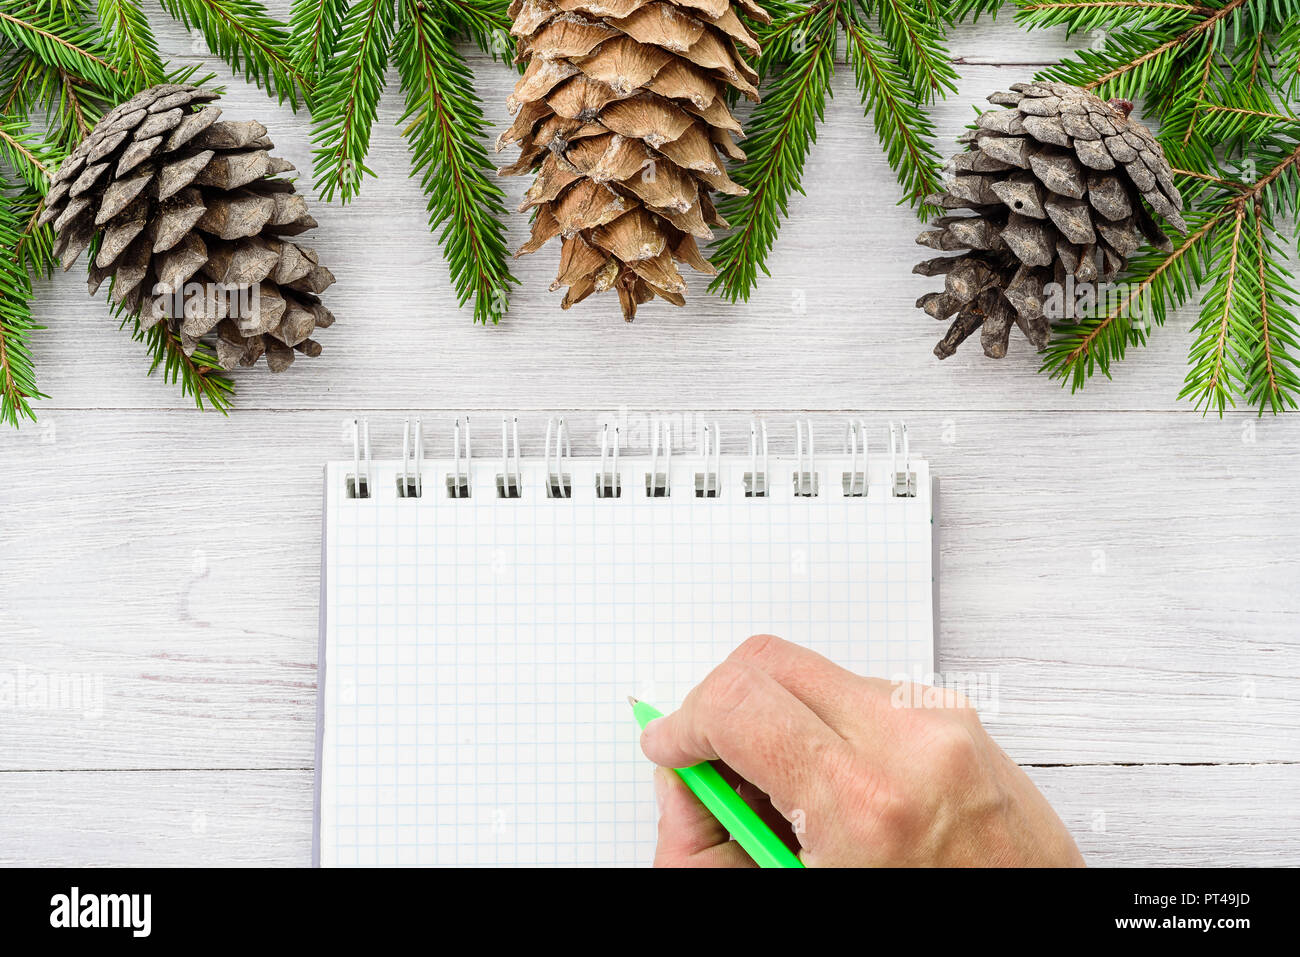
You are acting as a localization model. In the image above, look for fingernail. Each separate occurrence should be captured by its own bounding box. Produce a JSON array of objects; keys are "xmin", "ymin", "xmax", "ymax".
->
[{"xmin": 653, "ymin": 767, "xmax": 668, "ymax": 815}]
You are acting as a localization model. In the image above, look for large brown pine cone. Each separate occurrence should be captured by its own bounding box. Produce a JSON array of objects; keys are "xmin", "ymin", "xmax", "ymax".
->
[
  {"xmin": 915, "ymin": 81, "xmax": 1186, "ymax": 359},
  {"xmin": 499, "ymin": 0, "xmax": 769, "ymax": 319},
  {"xmin": 39, "ymin": 83, "xmax": 335, "ymax": 373}
]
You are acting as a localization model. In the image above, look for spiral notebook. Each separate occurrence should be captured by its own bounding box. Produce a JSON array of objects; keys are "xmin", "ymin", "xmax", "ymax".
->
[{"xmin": 314, "ymin": 417, "xmax": 939, "ymax": 867}]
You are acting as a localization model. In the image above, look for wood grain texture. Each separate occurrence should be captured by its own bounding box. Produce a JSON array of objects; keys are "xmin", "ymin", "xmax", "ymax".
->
[
  {"xmin": 2, "ymin": 410, "xmax": 1295, "ymax": 770},
  {"xmin": 0, "ymin": 764, "xmax": 1293, "ymax": 867},
  {"xmin": 0, "ymin": 12, "xmax": 1296, "ymax": 866}
]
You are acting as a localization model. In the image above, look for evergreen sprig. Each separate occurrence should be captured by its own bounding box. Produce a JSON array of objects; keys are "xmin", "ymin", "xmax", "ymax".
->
[
  {"xmin": 0, "ymin": 174, "xmax": 44, "ymax": 426},
  {"xmin": 287, "ymin": 0, "xmax": 347, "ymax": 76},
  {"xmin": 136, "ymin": 316, "xmax": 235, "ymax": 412},
  {"xmin": 393, "ymin": 0, "xmax": 514, "ymax": 323},
  {"xmin": 96, "ymin": 0, "xmax": 165, "ymax": 88},
  {"xmin": 0, "ymin": 3, "xmax": 120, "ymax": 89},
  {"xmin": 710, "ymin": 0, "xmax": 952, "ymax": 302},
  {"xmin": 306, "ymin": 0, "xmax": 393, "ymax": 203},
  {"xmin": 961, "ymin": 0, "xmax": 1300, "ymax": 413},
  {"xmin": 710, "ymin": 2, "xmax": 838, "ymax": 300},
  {"xmin": 157, "ymin": 0, "xmax": 308, "ymax": 107},
  {"xmin": 295, "ymin": 0, "xmax": 516, "ymax": 324}
]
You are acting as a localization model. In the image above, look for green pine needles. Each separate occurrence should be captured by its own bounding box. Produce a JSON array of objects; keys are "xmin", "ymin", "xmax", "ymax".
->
[
  {"xmin": 709, "ymin": 0, "xmax": 954, "ymax": 301},
  {"xmin": 0, "ymin": 172, "xmax": 42, "ymax": 427},
  {"xmin": 961, "ymin": 0, "xmax": 1300, "ymax": 414},
  {"xmin": 294, "ymin": 0, "xmax": 517, "ymax": 324}
]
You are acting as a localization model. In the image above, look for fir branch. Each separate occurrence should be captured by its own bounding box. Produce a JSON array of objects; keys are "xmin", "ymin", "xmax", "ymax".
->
[
  {"xmin": 25, "ymin": 62, "xmax": 115, "ymax": 154},
  {"xmin": 1044, "ymin": 139, "xmax": 1300, "ymax": 412},
  {"xmin": 138, "ymin": 319, "xmax": 235, "ymax": 412},
  {"xmin": 394, "ymin": 0, "xmax": 515, "ymax": 323},
  {"xmin": 1245, "ymin": 205, "xmax": 1300, "ymax": 412},
  {"xmin": 13, "ymin": 189, "xmax": 54, "ymax": 279},
  {"xmin": 1279, "ymin": 17, "xmax": 1300, "ymax": 99},
  {"xmin": 1180, "ymin": 201, "xmax": 1248, "ymax": 412},
  {"xmin": 843, "ymin": 11, "xmax": 945, "ymax": 212},
  {"xmin": 157, "ymin": 0, "xmax": 307, "ymax": 107},
  {"xmin": 1178, "ymin": 35, "xmax": 1217, "ymax": 145},
  {"xmin": 1041, "ymin": 209, "xmax": 1220, "ymax": 388},
  {"xmin": 872, "ymin": 0, "xmax": 960, "ymax": 103},
  {"xmin": 713, "ymin": 0, "xmax": 951, "ymax": 300},
  {"xmin": 29, "ymin": 1, "xmax": 85, "ymax": 26},
  {"xmin": 95, "ymin": 0, "xmax": 164, "ymax": 88},
  {"xmin": 287, "ymin": 0, "xmax": 348, "ymax": 76},
  {"xmin": 437, "ymin": 0, "xmax": 513, "ymax": 61},
  {"xmin": 0, "ymin": 5, "xmax": 121, "ymax": 88},
  {"xmin": 943, "ymin": 0, "xmax": 1009, "ymax": 20},
  {"xmin": 1022, "ymin": 1, "xmax": 1216, "ymax": 21},
  {"xmin": 309, "ymin": 0, "xmax": 395, "ymax": 202},
  {"xmin": 0, "ymin": 113, "xmax": 52, "ymax": 191},
  {"xmin": 1035, "ymin": 29, "xmax": 1182, "ymax": 101},
  {"xmin": 0, "ymin": 50, "xmax": 41, "ymax": 115},
  {"xmin": 100, "ymin": 261, "xmax": 235, "ymax": 413},
  {"xmin": 1197, "ymin": 103, "xmax": 1300, "ymax": 125},
  {"xmin": 53, "ymin": 65, "xmax": 95, "ymax": 144},
  {"xmin": 708, "ymin": 2, "xmax": 837, "ymax": 302},
  {"xmin": 1032, "ymin": 0, "xmax": 1243, "ymax": 96},
  {"xmin": 1243, "ymin": 138, "xmax": 1300, "ymax": 219},
  {"xmin": 1171, "ymin": 164, "xmax": 1248, "ymax": 189},
  {"xmin": 0, "ymin": 181, "xmax": 45, "ymax": 425}
]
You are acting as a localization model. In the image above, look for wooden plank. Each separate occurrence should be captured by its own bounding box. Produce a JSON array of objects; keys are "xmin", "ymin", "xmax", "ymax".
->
[
  {"xmin": 3, "ymin": 5, "xmax": 1294, "ymax": 869},
  {"xmin": 2, "ymin": 410, "xmax": 1295, "ymax": 770},
  {"xmin": 0, "ymin": 771, "xmax": 314, "ymax": 867},
  {"xmin": 0, "ymin": 763, "xmax": 1292, "ymax": 866},
  {"xmin": 1028, "ymin": 764, "xmax": 1300, "ymax": 867}
]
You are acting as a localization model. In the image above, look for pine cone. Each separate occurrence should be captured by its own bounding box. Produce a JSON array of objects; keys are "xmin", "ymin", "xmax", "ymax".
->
[
  {"xmin": 39, "ymin": 83, "xmax": 335, "ymax": 373},
  {"xmin": 499, "ymin": 0, "xmax": 769, "ymax": 320},
  {"xmin": 914, "ymin": 81, "xmax": 1186, "ymax": 359}
]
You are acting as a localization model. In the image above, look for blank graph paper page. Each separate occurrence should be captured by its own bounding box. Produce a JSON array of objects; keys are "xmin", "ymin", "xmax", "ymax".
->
[{"xmin": 316, "ymin": 423, "xmax": 936, "ymax": 866}]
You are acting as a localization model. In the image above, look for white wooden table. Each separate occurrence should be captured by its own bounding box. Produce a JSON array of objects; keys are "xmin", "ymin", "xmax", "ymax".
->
[{"xmin": 1, "ymin": 15, "xmax": 1296, "ymax": 867}]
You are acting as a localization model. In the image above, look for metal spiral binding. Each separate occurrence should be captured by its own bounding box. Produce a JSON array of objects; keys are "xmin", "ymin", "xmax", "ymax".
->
[
  {"xmin": 347, "ymin": 417, "xmax": 372, "ymax": 499},
  {"xmin": 842, "ymin": 420, "xmax": 867, "ymax": 497},
  {"xmin": 341, "ymin": 417, "xmax": 919, "ymax": 501},
  {"xmin": 646, "ymin": 421, "xmax": 672, "ymax": 497},
  {"xmin": 793, "ymin": 419, "xmax": 819, "ymax": 497},
  {"xmin": 745, "ymin": 419, "xmax": 768, "ymax": 497},
  {"xmin": 399, "ymin": 417, "xmax": 423, "ymax": 498},
  {"xmin": 544, "ymin": 416, "xmax": 572, "ymax": 498},
  {"xmin": 447, "ymin": 417, "xmax": 472, "ymax": 498},
  {"xmin": 597, "ymin": 423, "xmax": 621, "ymax": 498},
  {"xmin": 498, "ymin": 416, "xmax": 521, "ymax": 498},
  {"xmin": 695, "ymin": 422, "xmax": 721, "ymax": 497},
  {"xmin": 890, "ymin": 422, "xmax": 916, "ymax": 498}
]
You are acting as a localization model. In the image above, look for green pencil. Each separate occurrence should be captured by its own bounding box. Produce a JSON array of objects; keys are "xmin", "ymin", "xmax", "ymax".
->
[{"xmin": 629, "ymin": 697, "xmax": 805, "ymax": 869}]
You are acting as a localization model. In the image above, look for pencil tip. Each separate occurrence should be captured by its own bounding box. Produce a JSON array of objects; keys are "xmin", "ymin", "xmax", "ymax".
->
[{"xmin": 627, "ymin": 695, "xmax": 638, "ymax": 707}]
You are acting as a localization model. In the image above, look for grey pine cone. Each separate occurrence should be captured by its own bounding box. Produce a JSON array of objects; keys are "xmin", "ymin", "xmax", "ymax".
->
[
  {"xmin": 914, "ymin": 81, "xmax": 1186, "ymax": 360},
  {"xmin": 39, "ymin": 83, "xmax": 335, "ymax": 373}
]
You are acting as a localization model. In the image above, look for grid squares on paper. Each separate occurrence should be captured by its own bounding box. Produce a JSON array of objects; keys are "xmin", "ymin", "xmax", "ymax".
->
[{"xmin": 321, "ymin": 454, "xmax": 935, "ymax": 867}]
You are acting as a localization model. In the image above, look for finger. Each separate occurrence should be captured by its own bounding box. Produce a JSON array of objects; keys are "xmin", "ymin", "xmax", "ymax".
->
[
  {"xmin": 640, "ymin": 660, "xmax": 852, "ymax": 830},
  {"xmin": 727, "ymin": 634, "xmax": 893, "ymax": 737},
  {"xmin": 653, "ymin": 767, "xmax": 755, "ymax": 868},
  {"xmin": 715, "ymin": 762, "xmax": 802, "ymax": 857}
]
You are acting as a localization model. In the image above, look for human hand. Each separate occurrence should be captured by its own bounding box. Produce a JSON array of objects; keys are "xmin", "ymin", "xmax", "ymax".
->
[{"xmin": 640, "ymin": 635, "xmax": 1084, "ymax": 867}]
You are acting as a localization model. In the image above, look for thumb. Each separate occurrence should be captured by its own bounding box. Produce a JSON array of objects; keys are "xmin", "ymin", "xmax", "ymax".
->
[{"xmin": 652, "ymin": 766, "xmax": 756, "ymax": 868}]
